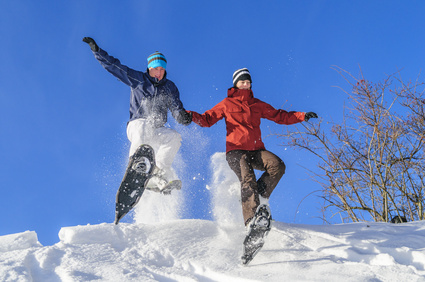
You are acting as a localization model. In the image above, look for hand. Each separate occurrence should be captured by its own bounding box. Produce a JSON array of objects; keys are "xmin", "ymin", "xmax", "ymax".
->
[
  {"xmin": 178, "ymin": 110, "xmax": 192, "ymax": 126},
  {"xmin": 82, "ymin": 37, "xmax": 99, "ymax": 52},
  {"xmin": 304, "ymin": 112, "xmax": 318, "ymax": 122}
]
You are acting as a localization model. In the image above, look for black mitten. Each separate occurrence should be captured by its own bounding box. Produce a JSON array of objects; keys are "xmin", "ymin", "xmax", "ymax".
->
[
  {"xmin": 304, "ymin": 112, "xmax": 318, "ymax": 122},
  {"xmin": 82, "ymin": 37, "xmax": 99, "ymax": 52},
  {"xmin": 177, "ymin": 110, "xmax": 192, "ymax": 125}
]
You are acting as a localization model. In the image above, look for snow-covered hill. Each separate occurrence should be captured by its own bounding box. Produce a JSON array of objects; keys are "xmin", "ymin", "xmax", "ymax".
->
[
  {"xmin": 2, "ymin": 219, "xmax": 425, "ymax": 281},
  {"xmin": 2, "ymin": 153, "xmax": 425, "ymax": 281}
]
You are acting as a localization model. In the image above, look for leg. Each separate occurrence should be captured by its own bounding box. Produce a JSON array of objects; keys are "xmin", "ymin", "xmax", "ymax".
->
[
  {"xmin": 127, "ymin": 120, "xmax": 182, "ymax": 181},
  {"xmin": 226, "ymin": 150, "xmax": 259, "ymax": 225},
  {"xmin": 126, "ymin": 119, "xmax": 155, "ymax": 157},
  {"xmin": 254, "ymin": 150, "xmax": 286, "ymax": 199},
  {"xmin": 153, "ymin": 127, "xmax": 182, "ymax": 181}
]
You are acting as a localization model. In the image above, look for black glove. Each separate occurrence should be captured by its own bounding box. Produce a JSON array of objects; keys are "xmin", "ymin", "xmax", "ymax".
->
[
  {"xmin": 177, "ymin": 110, "xmax": 192, "ymax": 125},
  {"xmin": 82, "ymin": 37, "xmax": 99, "ymax": 52},
  {"xmin": 304, "ymin": 112, "xmax": 318, "ymax": 122}
]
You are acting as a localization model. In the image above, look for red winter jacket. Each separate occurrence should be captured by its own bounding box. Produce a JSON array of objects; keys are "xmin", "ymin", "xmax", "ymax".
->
[{"xmin": 189, "ymin": 88, "xmax": 305, "ymax": 153}]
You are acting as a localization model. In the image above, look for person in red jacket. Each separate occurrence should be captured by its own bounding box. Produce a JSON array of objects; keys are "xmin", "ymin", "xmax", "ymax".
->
[{"xmin": 189, "ymin": 68, "xmax": 318, "ymax": 229}]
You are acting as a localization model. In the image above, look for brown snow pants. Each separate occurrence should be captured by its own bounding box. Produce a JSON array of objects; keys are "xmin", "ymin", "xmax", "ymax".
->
[{"xmin": 226, "ymin": 149, "xmax": 286, "ymax": 226}]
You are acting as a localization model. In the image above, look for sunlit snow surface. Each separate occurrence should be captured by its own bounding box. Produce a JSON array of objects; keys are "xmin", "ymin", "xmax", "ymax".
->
[
  {"xmin": 2, "ymin": 153, "xmax": 425, "ymax": 281},
  {"xmin": 2, "ymin": 221, "xmax": 425, "ymax": 281}
]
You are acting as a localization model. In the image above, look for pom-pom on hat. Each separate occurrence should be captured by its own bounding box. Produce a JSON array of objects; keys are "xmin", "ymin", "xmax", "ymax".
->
[
  {"xmin": 147, "ymin": 51, "xmax": 167, "ymax": 69},
  {"xmin": 232, "ymin": 68, "xmax": 252, "ymax": 87}
]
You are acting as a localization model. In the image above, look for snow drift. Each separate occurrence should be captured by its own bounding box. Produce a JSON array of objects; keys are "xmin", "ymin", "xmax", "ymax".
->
[
  {"xmin": 2, "ymin": 220, "xmax": 425, "ymax": 281},
  {"xmin": 2, "ymin": 153, "xmax": 425, "ymax": 281}
]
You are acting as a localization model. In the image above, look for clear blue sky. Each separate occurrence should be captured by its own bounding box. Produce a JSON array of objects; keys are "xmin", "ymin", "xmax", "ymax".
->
[{"xmin": 1, "ymin": 1, "xmax": 424, "ymax": 245}]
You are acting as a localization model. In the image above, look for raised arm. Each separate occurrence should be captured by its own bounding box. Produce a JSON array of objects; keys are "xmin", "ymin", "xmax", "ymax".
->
[{"xmin": 82, "ymin": 37, "xmax": 142, "ymax": 88}]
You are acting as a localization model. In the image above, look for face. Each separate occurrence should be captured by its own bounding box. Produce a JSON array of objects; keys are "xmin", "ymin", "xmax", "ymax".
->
[
  {"xmin": 148, "ymin": 67, "xmax": 165, "ymax": 81},
  {"xmin": 236, "ymin": 80, "xmax": 251, "ymax": 90}
]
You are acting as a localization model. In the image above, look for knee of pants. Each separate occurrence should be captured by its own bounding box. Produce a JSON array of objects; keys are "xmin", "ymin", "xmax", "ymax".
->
[
  {"xmin": 169, "ymin": 130, "xmax": 182, "ymax": 142},
  {"xmin": 279, "ymin": 160, "xmax": 286, "ymax": 176},
  {"xmin": 159, "ymin": 129, "xmax": 182, "ymax": 147},
  {"xmin": 270, "ymin": 160, "xmax": 286, "ymax": 178}
]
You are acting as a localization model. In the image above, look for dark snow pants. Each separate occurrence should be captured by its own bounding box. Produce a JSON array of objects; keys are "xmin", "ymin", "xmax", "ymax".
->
[{"xmin": 226, "ymin": 149, "xmax": 286, "ymax": 226}]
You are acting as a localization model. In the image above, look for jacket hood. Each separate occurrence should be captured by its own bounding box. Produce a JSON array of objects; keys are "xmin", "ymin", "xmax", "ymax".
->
[{"xmin": 227, "ymin": 87, "xmax": 254, "ymax": 102}]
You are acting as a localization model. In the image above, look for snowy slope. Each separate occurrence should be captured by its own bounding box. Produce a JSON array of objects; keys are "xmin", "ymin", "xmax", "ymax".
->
[
  {"xmin": 2, "ymin": 152, "xmax": 425, "ymax": 281},
  {"xmin": 1, "ymin": 220, "xmax": 425, "ymax": 281}
]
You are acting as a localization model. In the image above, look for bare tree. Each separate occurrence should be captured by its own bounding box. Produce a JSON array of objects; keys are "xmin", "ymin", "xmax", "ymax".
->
[{"xmin": 279, "ymin": 66, "xmax": 425, "ymax": 223}]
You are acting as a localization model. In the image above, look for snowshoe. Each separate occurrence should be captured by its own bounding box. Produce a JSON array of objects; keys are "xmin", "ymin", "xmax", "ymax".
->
[
  {"xmin": 241, "ymin": 204, "xmax": 271, "ymax": 265},
  {"xmin": 114, "ymin": 144, "xmax": 155, "ymax": 224}
]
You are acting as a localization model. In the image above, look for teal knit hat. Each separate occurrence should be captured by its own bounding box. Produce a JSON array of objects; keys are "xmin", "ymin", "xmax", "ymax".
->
[{"xmin": 147, "ymin": 51, "xmax": 167, "ymax": 69}]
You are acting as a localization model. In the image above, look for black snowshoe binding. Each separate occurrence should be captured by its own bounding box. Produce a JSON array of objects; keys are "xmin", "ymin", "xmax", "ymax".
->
[{"xmin": 241, "ymin": 204, "xmax": 271, "ymax": 265}]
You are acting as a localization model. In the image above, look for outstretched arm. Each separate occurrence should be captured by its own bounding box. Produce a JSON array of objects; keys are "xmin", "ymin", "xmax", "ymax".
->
[
  {"xmin": 261, "ymin": 102, "xmax": 305, "ymax": 124},
  {"xmin": 82, "ymin": 37, "xmax": 142, "ymax": 87},
  {"xmin": 189, "ymin": 103, "xmax": 225, "ymax": 128},
  {"xmin": 260, "ymin": 101, "xmax": 318, "ymax": 124}
]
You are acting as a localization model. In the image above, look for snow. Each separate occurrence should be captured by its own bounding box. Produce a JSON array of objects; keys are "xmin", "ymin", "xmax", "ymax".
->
[
  {"xmin": 2, "ymin": 153, "xmax": 425, "ymax": 281},
  {"xmin": 2, "ymin": 221, "xmax": 425, "ymax": 281}
]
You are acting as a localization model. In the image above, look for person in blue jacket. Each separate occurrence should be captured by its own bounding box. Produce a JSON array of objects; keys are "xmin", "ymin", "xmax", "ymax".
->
[{"xmin": 83, "ymin": 37, "xmax": 191, "ymax": 191}]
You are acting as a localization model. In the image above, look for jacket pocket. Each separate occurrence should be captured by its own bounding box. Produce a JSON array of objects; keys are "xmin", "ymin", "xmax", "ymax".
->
[
  {"xmin": 227, "ymin": 105, "xmax": 243, "ymax": 113},
  {"xmin": 227, "ymin": 105, "xmax": 251, "ymax": 125},
  {"xmin": 250, "ymin": 108, "xmax": 262, "ymax": 127}
]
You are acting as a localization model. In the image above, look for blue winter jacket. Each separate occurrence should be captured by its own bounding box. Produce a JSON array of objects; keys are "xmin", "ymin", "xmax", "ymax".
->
[{"xmin": 93, "ymin": 48, "xmax": 186, "ymax": 128}]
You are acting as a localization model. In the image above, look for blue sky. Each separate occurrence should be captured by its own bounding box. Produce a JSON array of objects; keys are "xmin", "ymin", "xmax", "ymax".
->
[{"xmin": 1, "ymin": 1, "xmax": 425, "ymax": 246}]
